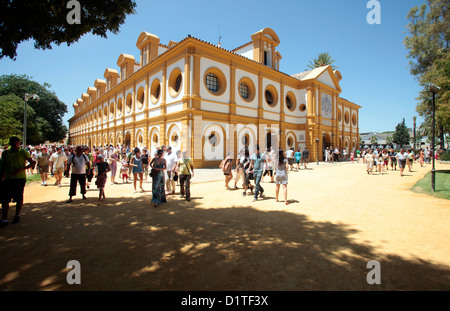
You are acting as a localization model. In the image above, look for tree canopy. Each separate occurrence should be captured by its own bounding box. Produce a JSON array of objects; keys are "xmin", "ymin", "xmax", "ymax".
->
[
  {"xmin": 404, "ymin": 0, "xmax": 449, "ymax": 148},
  {"xmin": 0, "ymin": 0, "xmax": 137, "ymax": 60},
  {"xmin": 307, "ymin": 52, "xmax": 338, "ymax": 70},
  {"xmin": 393, "ymin": 119, "xmax": 411, "ymax": 147},
  {"xmin": 0, "ymin": 74, "xmax": 68, "ymax": 145}
]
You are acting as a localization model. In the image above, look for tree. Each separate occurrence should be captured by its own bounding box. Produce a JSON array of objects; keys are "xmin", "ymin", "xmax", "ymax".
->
[
  {"xmin": 370, "ymin": 135, "xmax": 378, "ymax": 147},
  {"xmin": 0, "ymin": 0, "xmax": 137, "ymax": 60},
  {"xmin": 0, "ymin": 94, "xmax": 43, "ymax": 144},
  {"xmin": 0, "ymin": 75, "xmax": 68, "ymax": 144},
  {"xmin": 386, "ymin": 136, "xmax": 394, "ymax": 147},
  {"xmin": 393, "ymin": 119, "xmax": 411, "ymax": 147},
  {"xmin": 404, "ymin": 0, "xmax": 449, "ymax": 149},
  {"xmin": 307, "ymin": 52, "xmax": 338, "ymax": 70}
]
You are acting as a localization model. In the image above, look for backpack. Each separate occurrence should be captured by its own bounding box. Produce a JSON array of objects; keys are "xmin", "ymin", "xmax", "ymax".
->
[
  {"xmin": 70, "ymin": 153, "xmax": 89, "ymax": 164},
  {"xmin": 224, "ymin": 160, "xmax": 231, "ymax": 172},
  {"xmin": 219, "ymin": 159, "xmax": 226, "ymax": 171}
]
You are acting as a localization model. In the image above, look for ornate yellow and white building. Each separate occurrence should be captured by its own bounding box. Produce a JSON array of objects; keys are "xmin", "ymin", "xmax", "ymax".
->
[{"xmin": 68, "ymin": 28, "xmax": 361, "ymax": 167}]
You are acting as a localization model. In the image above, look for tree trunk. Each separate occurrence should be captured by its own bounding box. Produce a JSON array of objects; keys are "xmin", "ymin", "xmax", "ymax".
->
[{"xmin": 439, "ymin": 124, "xmax": 445, "ymax": 149}]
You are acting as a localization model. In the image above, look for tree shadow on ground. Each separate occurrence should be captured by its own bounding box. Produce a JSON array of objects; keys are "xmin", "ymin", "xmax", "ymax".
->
[{"xmin": 0, "ymin": 196, "xmax": 449, "ymax": 291}]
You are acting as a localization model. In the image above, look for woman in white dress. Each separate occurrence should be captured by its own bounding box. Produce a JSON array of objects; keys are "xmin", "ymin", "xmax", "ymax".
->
[
  {"xmin": 365, "ymin": 150, "xmax": 374, "ymax": 174},
  {"xmin": 275, "ymin": 149, "xmax": 289, "ymax": 205}
]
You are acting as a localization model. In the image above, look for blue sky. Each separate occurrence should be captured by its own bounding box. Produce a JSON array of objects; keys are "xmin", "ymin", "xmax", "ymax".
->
[{"xmin": 0, "ymin": 0, "xmax": 426, "ymax": 133}]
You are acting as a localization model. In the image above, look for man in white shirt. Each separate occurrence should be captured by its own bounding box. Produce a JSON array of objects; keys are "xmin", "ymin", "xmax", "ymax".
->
[
  {"xmin": 424, "ymin": 147, "xmax": 431, "ymax": 164},
  {"xmin": 164, "ymin": 146, "xmax": 177, "ymax": 195},
  {"xmin": 396, "ymin": 149, "xmax": 407, "ymax": 177},
  {"xmin": 67, "ymin": 146, "xmax": 90, "ymax": 203},
  {"xmin": 286, "ymin": 148, "xmax": 294, "ymax": 171},
  {"xmin": 49, "ymin": 147, "xmax": 67, "ymax": 187}
]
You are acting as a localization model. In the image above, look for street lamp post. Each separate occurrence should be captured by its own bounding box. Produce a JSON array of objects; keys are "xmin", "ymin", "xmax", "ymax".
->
[
  {"xmin": 413, "ymin": 116, "xmax": 417, "ymax": 152},
  {"xmin": 23, "ymin": 93, "xmax": 40, "ymax": 149},
  {"xmin": 429, "ymin": 83, "xmax": 440, "ymax": 192}
]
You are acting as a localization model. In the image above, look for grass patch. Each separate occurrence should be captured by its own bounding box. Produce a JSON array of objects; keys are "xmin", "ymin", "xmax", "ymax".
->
[
  {"xmin": 412, "ymin": 170, "xmax": 450, "ymax": 200},
  {"xmin": 26, "ymin": 174, "xmax": 42, "ymax": 184}
]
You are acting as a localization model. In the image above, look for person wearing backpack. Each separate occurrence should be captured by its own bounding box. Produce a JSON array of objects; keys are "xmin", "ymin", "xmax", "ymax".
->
[
  {"xmin": 37, "ymin": 147, "xmax": 50, "ymax": 186},
  {"xmin": 176, "ymin": 150, "xmax": 194, "ymax": 202},
  {"xmin": 220, "ymin": 152, "xmax": 234, "ymax": 190},
  {"xmin": 67, "ymin": 146, "xmax": 90, "ymax": 203}
]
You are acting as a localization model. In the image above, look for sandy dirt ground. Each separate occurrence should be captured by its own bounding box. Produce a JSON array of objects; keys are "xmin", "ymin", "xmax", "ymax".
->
[{"xmin": 0, "ymin": 161, "xmax": 449, "ymax": 291}]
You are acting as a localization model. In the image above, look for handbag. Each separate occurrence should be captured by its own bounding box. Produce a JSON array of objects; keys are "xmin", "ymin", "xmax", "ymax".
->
[
  {"xmin": 173, "ymin": 172, "xmax": 178, "ymax": 182},
  {"xmin": 150, "ymin": 168, "xmax": 156, "ymax": 178},
  {"xmin": 149, "ymin": 158, "xmax": 156, "ymax": 178}
]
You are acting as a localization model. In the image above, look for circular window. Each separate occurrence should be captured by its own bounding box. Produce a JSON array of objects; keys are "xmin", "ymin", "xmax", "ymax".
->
[
  {"xmin": 152, "ymin": 133, "xmax": 159, "ymax": 147},
  {"xmin": 299, "ymin": 104, "xmax": 306, "ymax": 112},
  {"xmin": 169, "ymin": 68, "xmax": 183, "ymax": 98},
  {"xmin": 203, "ymin": 68, "xmax": 227, "ymax": 96},
  {"xmin": 136, "ymin": 87, "xmax": 145, "ymax": 110},
  {"xmin": 264, "ymin": 85, "xmax": 278, "ymax": 107},
  {"xmin": 117, "ymin": 98, "xmax": 123, "ymax": 116},
  {"xmin": 287, "ymin": 137, "xmax": 294, "ymax": 148},
  {"xmin": 285, "ymin": 92, "xmax": 296, "ymax": 112},
  {"xmin": 238, "ymin": 77, "xmax": 256, "ymax": 102},
  {"xmin": 239, "ymin": 83, "xmax": 249, "ymax": 99},
  {"xmin": 352, "ymin": 114, "xmax": 357, "ymax": 126},
  {"xmin": 337, "ymin": 109, "xmax": 342, "ymax": 122},
  {"xmin": 109, "ymin": 103, "xmax": 115, "ymax": 119},
  {"xmin": 126, "ymin": 94, "xmax": 133, "ymax": 113},
  {"xmin": 150, "ymin": 79, "xmax": 161, "ymax": 104},
  {"xmin": 208, "ymin": 131, "xmax": 219, "ymax": 147},
  {"xmin": 344, "ymin": 111, "xmax": 350, "ymax": 124},
  {"xmin": 205, "ymin": 73, "xmax": 219, "ymax": 93},
  {"xmin": 171, "ymin": 132, "xmax": 179, "ymax": 147}
]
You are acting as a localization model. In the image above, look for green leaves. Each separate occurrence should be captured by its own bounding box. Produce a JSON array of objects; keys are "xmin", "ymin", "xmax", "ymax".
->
[
  {"xmin": 404, "ymin": 0, "xmax": 449, "ymax": 148},
  {"xmin": 307, "ymin": 52, "xmax": 338, "ymax": 70},
  {"xmin": 0, "ymin": 74, "xmax": 68, "ymax": 144},
  {"xmin": 393, "ymin": 119, "xmax": 411, "ymax": 147},
  {"xmin": 0, "ymin": 0, "xmax": 137, "ymax": 60}
]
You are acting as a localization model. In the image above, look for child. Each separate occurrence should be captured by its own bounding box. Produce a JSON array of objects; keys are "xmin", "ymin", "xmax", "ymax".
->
[
  {"xmin": 94, "ymin": 154, "xmax": 110, "ymax": 205},
  {"xmin": 350, "ymin": 151, "xmax": 354, "ymax": 164},
  {"xmin": 121, "ymin": 159, "xmax": 129, "ymax": 183}
]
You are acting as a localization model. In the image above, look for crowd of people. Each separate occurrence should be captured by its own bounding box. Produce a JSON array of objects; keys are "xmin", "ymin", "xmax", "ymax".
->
[
  {"xmin": 355, "ymin": 146, "xmax": 438, "ymax": 176},
  {"xmin": 0, "ymin": 135, "xmax": 446, "ymax": 227},
  {"xmin": 219, "ymin": 145, "xmax": 313, "ymax": 205},
  {"xmin": 0, "ymin": 137, "xmax": 196, "ymax": 226}
]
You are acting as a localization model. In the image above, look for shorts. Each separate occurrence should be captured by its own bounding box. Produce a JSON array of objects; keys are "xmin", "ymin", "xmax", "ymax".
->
[
  {"xmin": 166, "ymin": 171, "xmax": 174, "ymax": 180},
  {"xmin": 38, "ymin": 165, "xmax": 49, "ymax": 174},
  {"xmin": 303, "ymin": 158, "xmax": 309, "ymax": 163},
  {"xmin": 399, "ymin": 160, "xmax": 407, "ymax": 169},
  {"xmin": 122, "ymin": 174, "xmax": 128, "ymax": 179},
  {"xmin": 96, "ymin": 176, "xmax": 107, "ymax": 189},
  {"xmin": 54, "ymin": 167, "xmax": 65, "ymax": 174},
  {"xmin": 2, "ymin": 179, "xmax": 26, "ymax": 204},
  {"xmin": 288, "ymin": 158, "xmax": 294, "ymax": 165}
]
